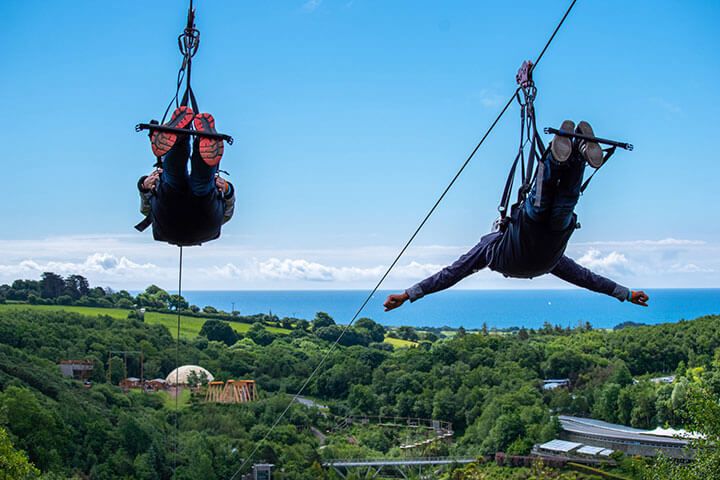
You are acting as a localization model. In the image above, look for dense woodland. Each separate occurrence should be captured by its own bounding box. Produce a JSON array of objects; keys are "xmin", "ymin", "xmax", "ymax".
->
[{"xmin": 0, "ymin": 273, "xmax": 719, "ymax": 479}]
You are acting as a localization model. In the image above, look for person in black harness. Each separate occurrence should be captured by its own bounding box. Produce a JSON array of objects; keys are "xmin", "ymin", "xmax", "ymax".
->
[
  {"xmin": 384, "ymin": 120, "xmax": 649, "ymax": 311},
  {"xmin": 136, "ymin": 106, "xmax": 235, "ymax": 246}
]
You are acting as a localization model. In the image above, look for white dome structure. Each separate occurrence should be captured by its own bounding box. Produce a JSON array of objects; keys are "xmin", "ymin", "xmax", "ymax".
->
[{"xmin": 165, "ymin": 365, "xmax": 214, "ymax": 385}]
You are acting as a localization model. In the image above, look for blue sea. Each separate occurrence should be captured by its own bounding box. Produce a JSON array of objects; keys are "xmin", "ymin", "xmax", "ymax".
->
[{"xmin": 179, "ymin": 289, "xmax": 720, "ymax": 330}]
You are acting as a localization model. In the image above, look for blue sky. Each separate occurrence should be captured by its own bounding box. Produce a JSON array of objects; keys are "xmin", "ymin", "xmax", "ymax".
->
[{"xmin": 0, "ymin": 0, "xmax": 718, "ymax": 290}]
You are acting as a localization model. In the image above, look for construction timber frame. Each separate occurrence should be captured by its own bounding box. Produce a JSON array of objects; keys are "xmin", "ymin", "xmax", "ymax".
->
[
  {"xmin": 107, "ymin": 350, "xmax": 144, "ymax": 385},
  {"xmin": 205, "ymin": 379, "xmax": 258, "ymax": 404}
]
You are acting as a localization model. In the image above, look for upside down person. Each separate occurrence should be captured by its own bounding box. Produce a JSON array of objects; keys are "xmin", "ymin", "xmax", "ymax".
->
[
  {"xmin": 136, "ymin": 106, "xmax": 235, "ymax": 246},
  {"xmin": 384, "ymin": 120, "xmax": 649, "ymax": 311}
]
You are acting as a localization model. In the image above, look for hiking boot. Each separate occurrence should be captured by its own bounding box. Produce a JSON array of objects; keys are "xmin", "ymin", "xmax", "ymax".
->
[
  {"xmin": 150, "ymin": 106, "xmax": 194, "ymax": 157},
  {"xmin": 576, "ymin": 120, "xmax": 603, "ymax": 168},
  {"xmin": 550, "ymin": 120, "xmax": 575, "ymax": 163},
  {"xmin": 193, "ymin": 113, "xmax": 224, "ymax": 167}
]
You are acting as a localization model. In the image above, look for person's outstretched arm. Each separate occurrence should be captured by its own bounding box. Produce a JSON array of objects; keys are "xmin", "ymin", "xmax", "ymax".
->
[
  {"xmin": 138, "ymin": 169, "xmax": 162, "ymax": 216},
  {"xmin": 384, "ymin": 233, "xmax": 498, "ymax": 311},
  {"xmin": 215, "ymin": 176, "xmax": 235, "ymax": 224},
  {"xmin": 550, "ymin": 255, "xmax": 649, "ymax": 306}
]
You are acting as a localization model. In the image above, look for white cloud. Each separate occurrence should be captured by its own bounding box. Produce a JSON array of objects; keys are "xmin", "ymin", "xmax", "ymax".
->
[
  {"xmin": 0, "ymin": 235, "xmax": 718, "ymax": 290},
  {"xmin": 668, "ymin": 263, "xmax": 715, "ymax": 274},
  {"xmin": 577, "ymin": 249, "xmax": 630, "ymax": 276},
  {"xmin": 209, "ymin": 258, "xmax": 443, "ymax": 283},
  {"xmin": 0, "ymin": 253, "xmax": 156, "ymax": 276},
  {"xmin": 575, "ymin": 238, "xmax": 705, "ymax": 247},
  {"xmin": 565, "ymin": 237, "xmax": 720, "ymax": 287},
  {"xmin": 0, "ymin": 251, "xmax": 174, "ymax": 289}
]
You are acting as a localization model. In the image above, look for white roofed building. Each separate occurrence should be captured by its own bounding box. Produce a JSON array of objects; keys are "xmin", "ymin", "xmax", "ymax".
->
[{"xmin": 165, "ymin": 365, "xmax": 214, "ymax": 386}]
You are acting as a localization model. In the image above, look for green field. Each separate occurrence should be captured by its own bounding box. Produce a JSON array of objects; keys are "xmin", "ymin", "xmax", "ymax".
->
[
  {"xmin": 154, "ymin": 388, "xmax": 192, "ymax": 410},
  {"xmin": 0, "ymin": 304, "xmax": 291, "ymax": 339},
  {"xmin": 383, "ymin": 335, "xmax": 418, "ymax": 348},
  {"xmin": 0, "ymin": 304, "xmax": 412, "ymax": 347}
]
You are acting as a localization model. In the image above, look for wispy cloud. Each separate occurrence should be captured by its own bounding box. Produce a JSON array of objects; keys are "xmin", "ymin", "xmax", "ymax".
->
[
  {"xmin": 565, "ymin": 237, "xmax": 720, "ymax": 287},
  {"xmin": 574, "ymin": 238, "xmax": 705, "ymax": 247},
  {"xmin": 208, "ymin": 259, "xmax": 442, "ymax": 283},
  {"xmin": 303, "ymin": 0, "xmax": 322, "ymax": 12},
  {"xmin": 577, "ymin": 249, "xmax": 630, "ymax": 276},
  {"xmin": 0, "ymin": 235, "xmax": 718, "ymax": 290},
  {"xmin": 668, "ymin": 263, "xmax": 714, "ymax": 274},
  {"xmin": 0, "ymin": 253, "xmax": 171, "ymax": 289},
  {"xmin": 649, "ymin": 97, "xmax": 683, "ymax": 115},
  {"xmin": 472, "ymin": 88, "xmax": 505, "ymax": 109},
  {"xmin": 0, "ymin": 253, "xmax": 156, "ymax": 275}
]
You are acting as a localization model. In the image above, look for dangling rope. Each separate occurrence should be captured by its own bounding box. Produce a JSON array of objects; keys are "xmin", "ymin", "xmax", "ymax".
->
[
  {"xmin": 228, "ymin": 1, "xmax": 578, "ymax": 478},
  {"xmin": 173, "ymin": 246, "xmax": 184, "ymax": 476}
]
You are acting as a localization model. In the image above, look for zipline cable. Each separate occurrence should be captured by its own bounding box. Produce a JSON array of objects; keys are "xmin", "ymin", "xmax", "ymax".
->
[
  {"xmin": 174, "ymin": 246, "xmax": 184, "ymax": 476},
  {"xmin": 228, "ymin": 1, "xmax": 577, "ymax": 477}
]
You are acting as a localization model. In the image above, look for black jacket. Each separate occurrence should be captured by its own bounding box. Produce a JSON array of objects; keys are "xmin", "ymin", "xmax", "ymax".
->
[
  {"xmin": 137, "ymin": 176, "xmax": 235, "ymax": 246},
  {"xmin": 406, "ymin": 208, "xmax": 629, "ymax": 302}
]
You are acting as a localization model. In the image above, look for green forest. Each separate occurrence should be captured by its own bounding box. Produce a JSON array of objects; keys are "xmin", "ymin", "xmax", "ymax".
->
[{"xmin": 0, "ymin": 274, "xmax": 719, "ymax": 479}]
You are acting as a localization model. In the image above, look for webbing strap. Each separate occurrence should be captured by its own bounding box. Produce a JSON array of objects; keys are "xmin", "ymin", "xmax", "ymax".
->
[
  {"xmin": 525, "ymin": 127, "xmax": 538, "ymax": 202},
  {"xmin": 134, "ymin": 215, "xmax": 153, "ymax": 232},
  {"xmin": 529, "ymin": 115, "xmax": 547, "ymax": 207},
  {"xmin": 499, "ymin": 96, "xmax": 526, "ymax": 217},
  {"xmin": 533, "ymin": 154, "xmax": 544, "ymax": 207},
  {"xmin": 499, "ymin": 150, "xmax": 522, "ymax": 217},
  {"xmin": 580, "ymin": 145, "xmax": 617, "ymax": 193},
  {"xmin": 497, "ymin": 86, "xmax": 549, "ymax": 225},
  {"xmin": 180, "ymin": 84, "xmax": 199, "ymax": 113}
]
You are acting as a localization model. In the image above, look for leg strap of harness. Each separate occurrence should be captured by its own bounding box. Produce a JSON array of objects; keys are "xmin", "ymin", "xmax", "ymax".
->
[
  {"xmin": 135, "ymin": 216, "xmax": 153, "ymax": 232},
  {"xmin": 580, "ymin": 145, "xmax": 617, "ymax": 193},
  {"xmin": 180, "ymin": 84, "xmax": 199, "ymax": 114}
]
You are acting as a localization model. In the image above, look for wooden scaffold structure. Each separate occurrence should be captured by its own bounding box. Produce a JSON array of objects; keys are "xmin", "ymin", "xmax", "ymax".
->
[{"xmin": 205, "ymin": 379, "xmax": 258, "ymax": 404}]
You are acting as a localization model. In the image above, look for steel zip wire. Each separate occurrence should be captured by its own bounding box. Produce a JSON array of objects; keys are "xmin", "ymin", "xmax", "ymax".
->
[
  {"xmin": 174, "ymin": 246, "xmax": 183, "ymax": 477},
  {"xmin": 228, "ymin": 1, "xmax": 578, "ymax": 477}
]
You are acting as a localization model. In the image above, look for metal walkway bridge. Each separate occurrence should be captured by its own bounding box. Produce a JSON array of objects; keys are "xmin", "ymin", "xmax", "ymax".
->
[{"xmin": 323, "ymin": 456, "xmax": 476, "ymax": 479}]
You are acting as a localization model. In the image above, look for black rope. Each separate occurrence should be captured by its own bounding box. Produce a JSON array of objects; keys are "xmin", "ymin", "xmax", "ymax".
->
[
  {"xmin": 173, "ymin": 246, "xmax": 183, "ymax": 477},
  {"xmin": 160, "ymin": 63, "xmax": 188, "ymax": 125},
  {"xmin": 228, "ymin": 1, "xmax": 579, "ymax": 477},
  {"xmin": 160, "ymin": 0, "xmax": 200, "ymax": 123},
  {"xmin": 530, "ymin": 0, "xmax": 577, "ymax": 75}
]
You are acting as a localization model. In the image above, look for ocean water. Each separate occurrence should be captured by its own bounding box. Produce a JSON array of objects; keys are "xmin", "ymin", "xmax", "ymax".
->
[{"xmin": 179, "ymin": 289, "xmax": 720, "ymax": 330}]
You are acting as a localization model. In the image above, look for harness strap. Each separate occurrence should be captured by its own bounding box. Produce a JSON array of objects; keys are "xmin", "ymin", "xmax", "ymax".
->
[
  {"xmin": 499, "ymin": 150, "xmax": 522, "ymax": 218},
  {"xmin": 580, "ymin": 145, "xmax": 617, "ymax": 193},
  {"xmin": 499, "ymin": 95, "xmax": 527, "ymax": 219},
  {"xmin": 498, "ymin": 83, "xmax": 546, "ymax": 229},
  {"xmin": 135, "ymin": 215, "xmax": 153, "ymax": 232},
  {"xmin": 180, "ymin": 84, "xmax": 199, "ymax": 114}
]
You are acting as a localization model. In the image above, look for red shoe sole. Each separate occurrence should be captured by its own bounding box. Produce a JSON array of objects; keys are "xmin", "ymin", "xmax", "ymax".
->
[
  {"xmin": 193, "ymin": 113, "xmax": 224, "ymax": 167},
  {"xmin": 151, "ymin": 106, "xmax": 195, "ymax": 157}
]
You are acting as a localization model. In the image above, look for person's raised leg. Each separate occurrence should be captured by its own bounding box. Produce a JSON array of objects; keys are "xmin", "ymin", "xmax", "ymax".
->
[
  {"xmin": 189, "ymin": 137, "xmax": 218, "ymax": 196},
  {"xmin": 161, "ymin": 134, "xmax": 191, "ymax": 191},
  {"xmin": 548, "ymin": 120, "xmax": 604, "ymax": 230},
  {"xmin": 194, "ymin": 113, "xmax": 224, "ymax": 167},
  {"xmin": 150, "ymin": 106, "xmax": 194, "ymax": 157},
  {"xmin": 189, "ymin": 113, "xmax": 223, "ymax": 196},
  {"xmin": 576, "ymin": 120, "xmax": 603, "ymax": 169},
  {"xmin": 525, "ymin": 120, "xmax": 575, "ymax": 223},
  {"xmin": 549, "ymin": 146, "xmax": 586, "ymax": 231}
]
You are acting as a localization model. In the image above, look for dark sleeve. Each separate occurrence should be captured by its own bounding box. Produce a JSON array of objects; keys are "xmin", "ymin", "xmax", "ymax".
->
[
  {"xmin": 550, "ymin": 255, "xmax": 629, "ymax": 301},
  {"xmin": 222, "ymin": 182, "xmax": 235, "ymax": 224},
  {"xmin": 137, "ymin": 176, "xmax": 152, "ymax": 216},
  {"xmin": 405, "ymin": 235, "xmax": 495, "ymax": 302},
  {"xmin": 138, "ymin": 176, "xmax": 149, "ymax": 192}
]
